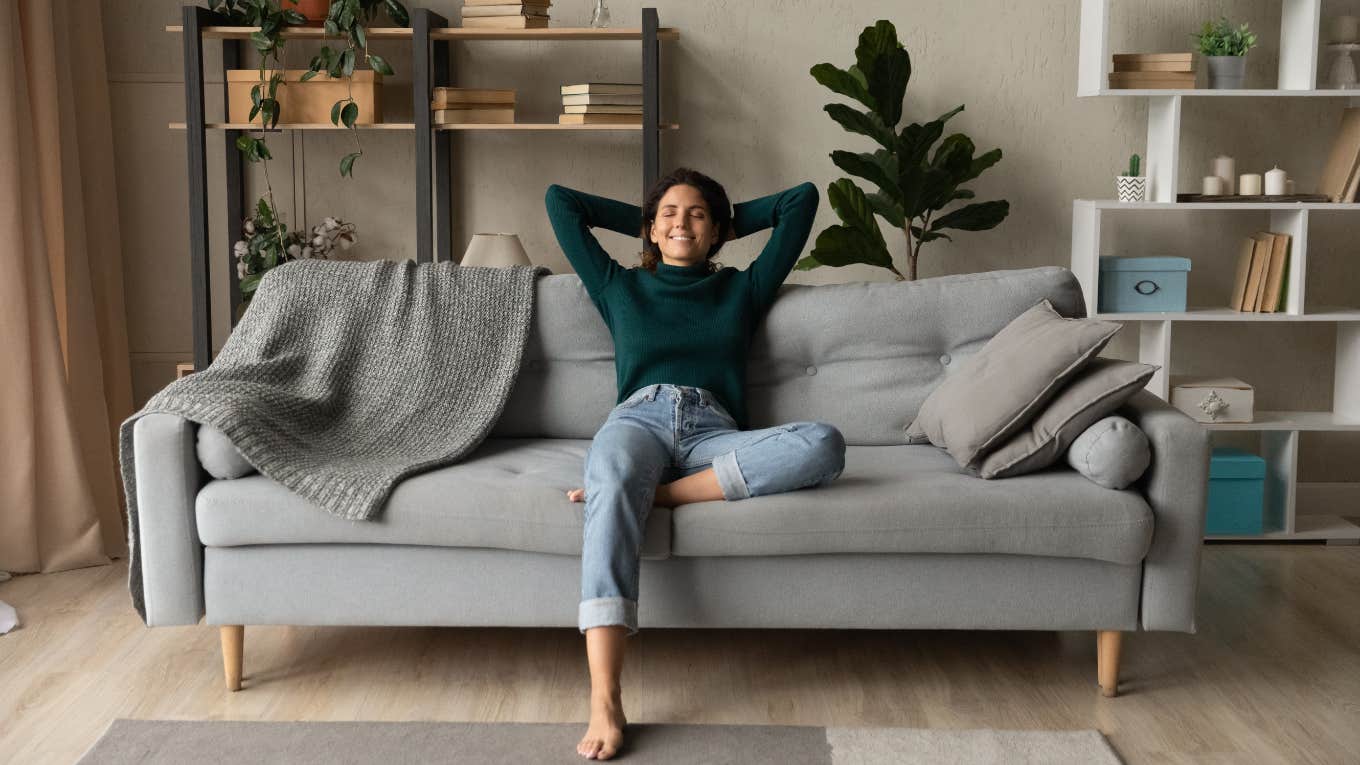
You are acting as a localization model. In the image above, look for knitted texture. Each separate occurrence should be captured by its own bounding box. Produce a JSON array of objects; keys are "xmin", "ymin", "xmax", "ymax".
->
[{"xmin": 119, "ymin": 259, "xmax": 548, "ymax": 623}]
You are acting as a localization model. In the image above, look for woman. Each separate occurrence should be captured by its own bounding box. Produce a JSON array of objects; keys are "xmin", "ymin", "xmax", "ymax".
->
[{"xmin": 544, "ymin": 168, "xmax": 847, "ymax": 760}]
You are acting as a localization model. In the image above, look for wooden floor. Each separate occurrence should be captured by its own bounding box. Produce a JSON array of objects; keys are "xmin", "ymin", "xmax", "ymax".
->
[{"xmin": 2, "ymin": 544, "xmax": 1358, "ymax": 764}]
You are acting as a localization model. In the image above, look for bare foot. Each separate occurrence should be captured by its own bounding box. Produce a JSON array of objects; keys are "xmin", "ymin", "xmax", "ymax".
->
[
  {"xmin": 567, "ymin": 488, "xmax": 585, "ymax": 502},
  {"xmin": 577, "ymin": 691, "xmax": 627, "ymax": 759}
]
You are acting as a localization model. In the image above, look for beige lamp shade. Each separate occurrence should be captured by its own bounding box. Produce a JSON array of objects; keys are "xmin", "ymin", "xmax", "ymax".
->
[{"xmin": 461, "ymin": 233, "xmax": 531, "ymax": 268}]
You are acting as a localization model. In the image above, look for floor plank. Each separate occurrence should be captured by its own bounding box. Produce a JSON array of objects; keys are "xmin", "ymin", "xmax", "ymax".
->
[{"xmin": 1, "ymin": 545, "xmax": 1357, "ymax": 764}]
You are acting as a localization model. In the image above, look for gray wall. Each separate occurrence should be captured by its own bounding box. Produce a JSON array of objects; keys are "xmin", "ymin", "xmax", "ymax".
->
[{"xmin": 105, "ymin": 0, "xmax": 1359, "ymax": 486}]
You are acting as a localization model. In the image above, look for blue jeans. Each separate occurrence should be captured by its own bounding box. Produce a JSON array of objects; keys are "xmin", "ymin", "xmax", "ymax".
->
[{"xmin": 579, "ymin": 383, "xmax": 847, "ymax": 636}]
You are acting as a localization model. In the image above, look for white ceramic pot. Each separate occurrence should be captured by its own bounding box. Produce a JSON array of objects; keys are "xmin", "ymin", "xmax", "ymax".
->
[{"xmin": 1116, "ymin": 176, "xmax": 1148, "ymax": 203}]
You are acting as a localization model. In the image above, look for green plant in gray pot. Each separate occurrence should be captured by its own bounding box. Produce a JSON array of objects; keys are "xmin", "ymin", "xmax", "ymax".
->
[
  {"xmin": 1194, "ymin": 17, "xmax": 1258, "ymax": 89},
  {"xmin": 799, "ymin": 20, "xmax": 1009, "ymax": 281}
]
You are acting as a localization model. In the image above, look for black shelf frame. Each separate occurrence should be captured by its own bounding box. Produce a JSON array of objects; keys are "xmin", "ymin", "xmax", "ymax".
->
[{"xmin": 179, "ymin": 5, "xmax": 666, "ymax": 369}]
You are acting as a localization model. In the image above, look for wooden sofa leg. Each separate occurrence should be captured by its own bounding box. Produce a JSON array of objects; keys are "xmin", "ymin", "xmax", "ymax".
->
[
  {"xmin": 221, "ymin": 625, "xmax": 244, "ymax": 691},
  {"xmin": 1097, "ymin": 630, "xmax": 1122, "ymax": 697}
]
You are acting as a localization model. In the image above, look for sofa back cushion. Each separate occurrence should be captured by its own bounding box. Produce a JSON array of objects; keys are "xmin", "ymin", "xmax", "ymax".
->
[{"xmin": 490, "ymin": 266, "xmax": 1086, "ymax": 445}]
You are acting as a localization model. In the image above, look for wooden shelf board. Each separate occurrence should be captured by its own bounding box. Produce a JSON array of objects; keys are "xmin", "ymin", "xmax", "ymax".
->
[
  {"xmin": 1085, "ymin": 88, "xmax": 1360, "ymax": 97},
  {"xmin": 1093, "ymin": 306, "xmax": 1360, "ymax": 322},
  {"xmin": 165, "ymin": 25, "xmax": 679, "ymax": 41},
  {"xmin": 1198, "ymin": 411, "xmax": 1360, "ymax": 432},
  {"xmin": 1205, "ymin": 514, "xmax": 1360, "ymax": 541},
  {"xmin": 169, "ymin": 122, "xmax": 678, "ymax": 131},
  {"xmin": 1081, "ymin": 199, "xmax": 1360, "ymax": 211}
]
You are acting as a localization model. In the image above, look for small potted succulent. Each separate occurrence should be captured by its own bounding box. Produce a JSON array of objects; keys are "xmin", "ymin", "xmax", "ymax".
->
[
  {"xmin": 232, "ymin": 197, "xmax": 357, "ymax": 310},
  {"xmin": 1116, "ymin": 154, "xmax": 1147, "ymax": 202},
  {"xmin": 1194, "ymin": 17, "xmax": 1258, "ymax": 89}
]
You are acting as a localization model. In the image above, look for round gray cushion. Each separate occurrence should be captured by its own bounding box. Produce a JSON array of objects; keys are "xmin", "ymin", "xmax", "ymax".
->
[
  {"xmin": 196, "ymin": 424, "xmax": 256, "ymax": 479},
  {"xmin": 1065, "ymin": 415, "xmax": 1150, "ymax": 490}
]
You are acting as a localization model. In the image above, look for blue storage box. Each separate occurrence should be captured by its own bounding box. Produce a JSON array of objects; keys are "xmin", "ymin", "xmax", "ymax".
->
[
  {"xmin": 1098, "ymin": 256, "xmax": 1191, "ymax": 313},
  {"xmin": 1205, "ymin": 447, "xmax": 1265, "ymax": 536}
]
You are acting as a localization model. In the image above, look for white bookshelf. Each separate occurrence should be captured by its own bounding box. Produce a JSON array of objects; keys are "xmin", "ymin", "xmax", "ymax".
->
[{"xmin": 1072, "ymin": 0, "xmax": 1360, "ymax": 543}]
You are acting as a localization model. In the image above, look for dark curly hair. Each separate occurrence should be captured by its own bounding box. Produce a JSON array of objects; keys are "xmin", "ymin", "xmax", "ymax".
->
[{"xmin": 638, "ymin": 167, "xmax": 732, "ymax": 273}]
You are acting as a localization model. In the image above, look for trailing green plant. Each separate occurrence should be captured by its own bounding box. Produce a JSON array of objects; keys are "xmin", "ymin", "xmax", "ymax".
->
[
  {"xmin": 233, "ymin": 197, "xmax": 357, "ymax": 300},
  {"xmin": 1193, "ymin": 17, "xmax": 1257, "ymax": 57},
  {"xmin": 799, "ymin": 20, "xmax": 1009, "ymax": 281},
  {"xmin": 302, "ymin": 0, "xmax": 409, "ymax": 177},
  {"xmin": 1122, "ymin": 154, "xmax": 1141, "ymax": 177}
]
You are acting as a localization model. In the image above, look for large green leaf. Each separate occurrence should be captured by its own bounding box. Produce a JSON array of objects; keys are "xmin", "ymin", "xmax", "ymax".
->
[
  {"xmin": 854, "ymin": 21, "xmax": 910, "ymax": 127},
  {"xmin": 956, "ymin": 148, "xmax": 1002, "ymax": 186},
  {"xmin": 827, "ymin": 179, "xmax": 886, "ymax": 248},
  {"xmin": 385, "ymin": 0, "xmax": 411, "ymax": 27},
  {"xmin": 810, "ymin": 63, "xmax": 875, "ymax": 112},
  {"xmin": 830, "ymin": 150, "xmax": 900, "ymax": 198},
  {"xmin": 807, "ymin": 224, "xmax": 893, "ymax": 269},
  {"xmin": 823, "ymin": 104, "xmax": 895, "ymax": 151},
  {"xmin": 918, "ymin": 134, "xmax": 975, "ymax": 211},
  {"xmin": 929, "ymin": 200, "xmax": 1010, "ymax": 233},
  {"xmin": 867, "ymin": 190, "xmax": 905, "ymax": 228}
]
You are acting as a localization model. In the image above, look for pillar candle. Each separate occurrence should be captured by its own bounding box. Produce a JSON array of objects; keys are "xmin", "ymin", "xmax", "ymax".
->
[
  {"xmin": 1239, "ymin": 173, "xmax": 1263, "ymax": 196},
  {"xmin": 1212, "ymin": 155, "xmax": 1236, "ymax": 194},
  {"xmin": 1202, "ymin": 175, "xmax": 1225, "ymax": 195},
  {"xmin": 1286, "ymin": 179, "xmax": 1297, "ymax": 194},
  {"xmin": 1264, "ymin": 166, "xmax": 1288, "ymax": 196}
]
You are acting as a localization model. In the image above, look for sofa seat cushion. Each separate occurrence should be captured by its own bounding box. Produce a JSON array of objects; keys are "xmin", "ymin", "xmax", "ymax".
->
[
  {"xmin": 670, "ymin": 444, "xmax": 1153, "ymax": 565},
  {"xmin": 195, "ymin": 438, "xmax": 672, "ymax": 560}
]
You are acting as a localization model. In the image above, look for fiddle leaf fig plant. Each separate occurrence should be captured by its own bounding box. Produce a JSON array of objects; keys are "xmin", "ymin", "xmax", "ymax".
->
[{"xmin": 798, "ymin": 20, "xmax": 1009, "ymax": 281}]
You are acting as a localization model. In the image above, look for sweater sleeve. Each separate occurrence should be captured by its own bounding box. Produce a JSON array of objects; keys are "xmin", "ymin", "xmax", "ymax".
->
[
  {"xmin": 544, "ymin": 184, "xmax": 640, "ymax": 298},
  {"xmin": 735, "ymin": 182, "xmax": 820, "ymax": 312}
]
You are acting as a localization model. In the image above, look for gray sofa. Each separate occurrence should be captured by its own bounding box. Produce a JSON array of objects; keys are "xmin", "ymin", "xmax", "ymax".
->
[{"xmin": 130, "ymin": 266, "xmax": 1209, "ymax": 698}]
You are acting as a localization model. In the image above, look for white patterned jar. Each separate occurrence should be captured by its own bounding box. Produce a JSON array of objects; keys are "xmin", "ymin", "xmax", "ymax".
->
[{"xmin": 1115, "ymin": 175, "xmax": 1148, "ymax": 203}]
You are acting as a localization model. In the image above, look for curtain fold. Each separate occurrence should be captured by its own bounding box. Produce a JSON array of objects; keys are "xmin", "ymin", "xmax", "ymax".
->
[{"xmin": 0, "ymin": 0, "xmax": 134, "ymax": 573}]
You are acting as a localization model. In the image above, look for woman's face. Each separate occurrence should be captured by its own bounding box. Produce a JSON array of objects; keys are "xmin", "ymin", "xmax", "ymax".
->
[{"xmin": 648, "ymin": 184, "xmax": 717, "ymax": 266}]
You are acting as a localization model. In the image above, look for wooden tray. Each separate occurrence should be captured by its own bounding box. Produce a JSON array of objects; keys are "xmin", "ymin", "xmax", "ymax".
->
[{"xmin": 1176, "ymin": 193, "xmax": 1330, "ymax": 203}]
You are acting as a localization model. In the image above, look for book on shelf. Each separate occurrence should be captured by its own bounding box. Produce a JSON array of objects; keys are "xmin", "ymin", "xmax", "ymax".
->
[
  {"xmin": 431, "ymin": 88, "xmax": 515, "ymax": 108},
  {"xmin": 462, "ymin": 15, "xmax": 549, "ymax": 28},
  {"xmin": 558, "ymin": 113, "xmax": 643, "ymax": 125},
  {"xmin": 563, "ymin": 104, "xmax": 643, "ymax": 114},
  {"xmin": 465, "ymin": 0, "xmax": 550, "ymax": 5},
  {"xmin": 1243, "ymin": 233, "xmax": 1273, "ymax": 312},
  {"xmin": 562, "ymin": 93, "xmax": 643, "ymax": 106},
  {"xmin": 1228, "ymin": 237, "xmax": 1255, "ymax": 311},
  {"xmin": 462, "ymin": 4, "xmax": 550, "ymax": 18},
  {"xmin": 1107, "ymin": 72, "xmax": 1195, "ymax": 89},
  {"xmin": 434, "ymin": 107, "xmax": 515, "ymax": 124},
  {"xmin": 1112, "ymin": 52, "xmax": 1193, "ymax": 69},
  {"xmin": 1229, "ymin": 232, "xmax": 1291, "ymax": 312},
  {"xmin": 1259, "ymin": 232, "xmax": 1291, "ymax": 313},
  {"xmin": 1318, "ymin": 107, "xmax": 1360, "ymax": 203},
  {"xmin": 561, "ymin": 83, "xmax": 642, "ymax": 96}
]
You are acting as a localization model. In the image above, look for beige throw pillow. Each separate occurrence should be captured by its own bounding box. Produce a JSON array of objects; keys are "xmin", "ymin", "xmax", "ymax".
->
[
  {"xmin": 975, "ymin": 358, "xmax": 1158, "ymax": 479},
  {"xmin": 904, "ymin": 299, "xmax": 1121, "ymax": 469}
]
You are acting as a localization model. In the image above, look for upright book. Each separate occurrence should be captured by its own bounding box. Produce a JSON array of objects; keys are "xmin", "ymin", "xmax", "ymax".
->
[
  {"xmin": 1259, "ymin": 232, "xmax": 1292, "ymax": 313},
  {"xmin": 1318, "ymin": 108, "xmax": 1360, "ymax": 202}
]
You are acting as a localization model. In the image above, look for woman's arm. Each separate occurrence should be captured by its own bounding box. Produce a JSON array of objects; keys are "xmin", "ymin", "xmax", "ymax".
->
[
  {"xmin": 736, "ymin": 182, "xmax": 820, "ymax": 311},
  {"xmin": 544, "ymin": 184, "xmax": 641, "ymax": 297}
]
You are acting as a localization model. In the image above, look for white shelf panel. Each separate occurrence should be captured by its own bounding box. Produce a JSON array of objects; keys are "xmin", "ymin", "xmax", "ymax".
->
[
  {"xmin": 1081, "ymin": 200, "xmax": 1360, "ymax": 210},
  {"xmin": 1087, "ymin": 89, "xmax": 1356, "ymax": 97},
  {"xmin": 1205, "ymin": 514, "xmax": 1360, "ymax": 541},
  {"xmin": 1199, "ymin": 411, "xmax": 1360, "ymax": 431},
  {"xmin": 1093, "ymin": 307, "xmax": 1360, "ymax": 322}
]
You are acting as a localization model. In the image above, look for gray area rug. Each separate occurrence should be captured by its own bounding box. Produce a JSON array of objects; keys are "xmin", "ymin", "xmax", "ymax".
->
[{"xmin": 77, "ymin": 719, "xmax": 1123, "ymax": 764}]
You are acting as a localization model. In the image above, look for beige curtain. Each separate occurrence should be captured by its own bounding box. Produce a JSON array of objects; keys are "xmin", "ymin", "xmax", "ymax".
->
[{"xmin": 0, "ymin": 0, "xmax": 133, "ymax": 572}]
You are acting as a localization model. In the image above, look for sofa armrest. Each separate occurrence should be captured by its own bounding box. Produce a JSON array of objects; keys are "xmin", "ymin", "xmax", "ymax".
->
[
  {"xmin": 1117, "ymin": 390, "xmax": 1210, "ymax": 633},
  {"xmin": 131, "ymin": 413, "xmax": 206, "ymax": 626}
]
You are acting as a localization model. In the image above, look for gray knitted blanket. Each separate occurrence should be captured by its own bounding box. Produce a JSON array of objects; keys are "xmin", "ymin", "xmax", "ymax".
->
[{"xmin": 118, "ymin": 259, "xmax": 548, "ymax": 624}]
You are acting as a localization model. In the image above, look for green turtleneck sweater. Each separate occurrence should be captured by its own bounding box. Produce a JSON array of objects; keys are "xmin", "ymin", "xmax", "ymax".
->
[{"xmin": 544, "ymin": 181, "xmax": 819, "ymax": 430}]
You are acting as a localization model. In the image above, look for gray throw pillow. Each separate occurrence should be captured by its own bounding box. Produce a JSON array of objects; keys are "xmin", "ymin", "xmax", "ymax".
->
[
  {"xmin": 976, "ymin": 358, "xmax": 1158, "ymax": 479},
  {"xmin": 196, "ymin": 424, "xmax": 256, "ymax": 479},
  {"xmin": 1066, "ymin": 415, "xmax": 1151, "ymax": 490},
  {"xmin": 904, "ymin": 299, "xmax": 1122, "ymax": 469}
]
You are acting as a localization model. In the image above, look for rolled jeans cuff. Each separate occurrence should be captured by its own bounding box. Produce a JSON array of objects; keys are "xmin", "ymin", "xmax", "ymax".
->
[
  {"xmin": 711, "ymin": 450, "xmax": 750, "ymax": 500},
  {"xmin": 579, "ymin": 597, "xmax": 638, "ymax": 636}
]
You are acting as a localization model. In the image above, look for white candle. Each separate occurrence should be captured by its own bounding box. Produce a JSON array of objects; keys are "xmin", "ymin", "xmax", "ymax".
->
[
  {"xmin": 1202, "ymin": 175, "xmax": 1225, "ymax": 195},
  {"xmin": 1239, "ymin": 173, "xmax": 1263, "ymax": 196},
  {"xmin": 1212, "ymin": 155, "xmax": 1236, "ymax": 194},
  {"xmin": 1264, "ymin": 166, "xmax": 1288, "ymax": 196},
  {"xmin": 1286, "ymin": 179, "xmax": 1296, "ymax": 195}
]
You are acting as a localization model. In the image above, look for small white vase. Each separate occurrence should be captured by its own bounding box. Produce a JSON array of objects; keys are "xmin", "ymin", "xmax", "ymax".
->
[{"xmin": 1116, "ymin": 176, "xmax": 1148, "ymax": 203}]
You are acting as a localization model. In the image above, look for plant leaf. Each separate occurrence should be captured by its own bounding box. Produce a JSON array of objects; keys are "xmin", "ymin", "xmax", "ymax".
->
[
  {"xmin": 867, "ymin": 190, "xmax": 905, "ymax": 228},
  {"xmin": 823, "ymin": 104, "xmax": 895, "ymax": 150},
  {"xmin": 342, "ymin": 48, "xmax": 355, "ymax": 78},
  {"xmin": 300, "ymin": 70, "xmax": 319, "ymax": 82},
  {"xmin": 929, "ymin": 200, "xmax": 1010, "ymax": 233},
  {"xmin": 830, "ymin": 149, "xmax": 900, "ymax": 198},
  {"xmin": 807, "ymin": 224, "xmax": 893, "ymax": 269},
  {"xmin": 341, "ymin": 101, "xmax": 359, "ymax": 129},
  {"xmin": 340, "ymin": 151, "xmax": 360, "ymax": 177},
  {"xmin": 331, "ymin": 100, "xmax": 343, "ymax": 126},
  {"xmin": 827, "ymin": 178, "xmax": 886, "ymax": 248},
  {"xmin": 384, "ymin": 0, "xmax": 410, "ymax": 27},
  {"xmin": 240, "ymin": 273, "xmax": 262, "ymax": 295},
  {"xmin": 854, "ymin": 20, "xmax": 910, "ymax": 126},
  {"xmin": 369, "ymin": 53, "xmax": 394, "ymax": 76},
  {"xmin": 809, "ymin": 62, "xmax": 876, "ymax": 112}
]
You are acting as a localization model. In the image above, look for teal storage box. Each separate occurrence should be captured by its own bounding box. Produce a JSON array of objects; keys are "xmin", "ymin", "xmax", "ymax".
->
[
  {"xmin": 1205, "ymin": 447, "xmax": 1265, "ymax": 535},
  {"xmin": 1098, "ymin": 256, "xmax": 1191, "ymax": 313}
]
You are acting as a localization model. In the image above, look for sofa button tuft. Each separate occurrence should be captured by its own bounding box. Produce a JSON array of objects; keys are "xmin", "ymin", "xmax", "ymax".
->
[
  {"xmin": 805, "ymin": 365, "xmax": 817, "ymax": 376},
  {"xmin": 939, "ymin": 354, "xmax": 951, "ymax": 366}
]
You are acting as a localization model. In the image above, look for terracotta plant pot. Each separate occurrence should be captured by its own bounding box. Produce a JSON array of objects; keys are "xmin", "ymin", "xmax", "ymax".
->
[{"xmin": 288, "ymin": 0, "xmax": 331, "ymax": 26}]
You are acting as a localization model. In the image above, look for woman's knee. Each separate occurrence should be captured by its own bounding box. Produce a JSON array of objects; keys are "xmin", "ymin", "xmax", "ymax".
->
[{"xmin": 791, "ymin": 421, "xmax": 846, "ymax": 480}]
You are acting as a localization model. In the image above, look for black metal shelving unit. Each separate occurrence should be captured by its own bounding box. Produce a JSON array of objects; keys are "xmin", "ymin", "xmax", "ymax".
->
[{"xmin": 177, "ymin": 5, "xmax": 670, "ymax": 370}]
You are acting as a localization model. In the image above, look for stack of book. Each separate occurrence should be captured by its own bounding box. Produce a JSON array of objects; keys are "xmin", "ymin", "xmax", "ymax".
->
[
  {"xmin": 1318, "ymin": 107, "xmax": 1360, "ymax": 203},
  {"xmin": 559, "ymin": 83, "xmax": 643, "ymax": 125},
  {"xmin": 461, "ymin": 0, "xmax": 550, "ymax": 29},
  {"xmin": 1109, "ymin": 53, "xmax": 1195, "ymax": 90},
  {"xmin": 1228, "ymin": 231, "xmax": 1292, "ymax": 313},
  {"xmin": 431, "ymin": 87, "xmax": 515, "ymax": 125}
]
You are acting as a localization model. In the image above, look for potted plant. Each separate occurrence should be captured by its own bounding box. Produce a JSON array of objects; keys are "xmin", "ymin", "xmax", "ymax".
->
[
  {"xmin": 233, "ymin": 198, "xmax": 357, "ymax": 306},
  {"xmin": 1193, "ymin": 17, "xmax": 1258, "ymax": 89},
  {"xmin": 798, "ymin": 20, "xmax": 1008, "ymax": 281},
  {"xmin": 1116, "ymin": 154, "xmax": 1147, "ymax": 203}
]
